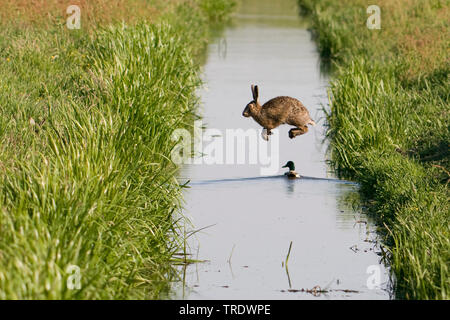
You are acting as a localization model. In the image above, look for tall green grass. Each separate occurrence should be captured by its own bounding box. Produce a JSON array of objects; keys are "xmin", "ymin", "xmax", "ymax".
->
[
  {"xmin": 298, "ymin": 0, "xmax": 449, "ymax": 299},
  {"xmin": 0, "ymin": 0, "xmax": 235, "ymax": 299}
]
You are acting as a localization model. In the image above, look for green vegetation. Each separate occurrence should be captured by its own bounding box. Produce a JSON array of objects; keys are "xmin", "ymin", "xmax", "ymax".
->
[
  {"xmin": 0, "ymin": 0, "xmax": 235, "ymax": 299},
  {"xmin": 298, "ymin": 0, "xmax": 449, "ymax": 299}
]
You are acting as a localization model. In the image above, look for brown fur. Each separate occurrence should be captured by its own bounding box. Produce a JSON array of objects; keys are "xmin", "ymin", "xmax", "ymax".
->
[{"xmin": 242, "ymin": 85, "xmax": 315, "ymax": 139}]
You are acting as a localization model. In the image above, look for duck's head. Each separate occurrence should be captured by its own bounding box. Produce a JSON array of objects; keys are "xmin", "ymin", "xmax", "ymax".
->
[{"xmin": 282, "ymin": 161, "xmax": 295, "ymax": 171}]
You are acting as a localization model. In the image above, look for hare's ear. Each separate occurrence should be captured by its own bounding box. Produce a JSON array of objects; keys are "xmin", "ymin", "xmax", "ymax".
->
[{"xmin": 251, "ymin": 84, "xmax": 259, "ymax": 102}]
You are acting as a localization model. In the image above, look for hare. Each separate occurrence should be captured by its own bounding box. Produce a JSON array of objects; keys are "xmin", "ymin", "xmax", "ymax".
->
[{"xmin": 242, "ymin": 84, "xmax": 315, "ymax": 140}]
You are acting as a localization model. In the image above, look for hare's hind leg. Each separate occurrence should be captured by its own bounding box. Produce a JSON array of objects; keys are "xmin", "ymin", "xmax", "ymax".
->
[{"xmin": 288, "ymin": 126, "xmax": 308, "ymax": 139}]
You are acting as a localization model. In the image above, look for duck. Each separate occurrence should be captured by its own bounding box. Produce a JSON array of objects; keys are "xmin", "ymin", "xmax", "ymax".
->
[{"xmin": 282, "ymin": 161, "xmax": 300, "ymax": 178}]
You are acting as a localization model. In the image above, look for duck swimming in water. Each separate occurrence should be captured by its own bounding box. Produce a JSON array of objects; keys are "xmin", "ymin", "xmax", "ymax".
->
[{"xmin": 282, "ymin": 161, "xmax": 300, "ymax": 178}]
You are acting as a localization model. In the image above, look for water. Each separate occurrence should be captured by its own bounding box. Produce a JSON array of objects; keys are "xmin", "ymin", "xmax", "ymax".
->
[{"xmin": 171, "ymin": 0, "xmax": 391, "ymax": 300}]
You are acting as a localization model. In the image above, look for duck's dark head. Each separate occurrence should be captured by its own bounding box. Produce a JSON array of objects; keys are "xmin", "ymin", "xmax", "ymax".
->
[{"xmin": 282, "ymin": 161, "xmax": 295, "ymax": 171}]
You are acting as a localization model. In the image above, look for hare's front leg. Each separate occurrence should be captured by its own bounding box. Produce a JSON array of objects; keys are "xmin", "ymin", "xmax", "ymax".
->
[
  {"xmin": 288, "ymin": 126, "xmax": 308, "ymax": 139},
  {"xmin": 261, "ymin": 128, "xmax": 272, "ymax": 141}
]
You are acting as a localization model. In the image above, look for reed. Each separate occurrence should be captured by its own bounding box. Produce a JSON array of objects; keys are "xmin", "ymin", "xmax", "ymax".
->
[
  {"xmin": 298, "ymin": 0, "xmax": 449, "ymax": 299},
  {"xmin": 0, "ymin": 0, "xmax": 235, "ymax": 299}
]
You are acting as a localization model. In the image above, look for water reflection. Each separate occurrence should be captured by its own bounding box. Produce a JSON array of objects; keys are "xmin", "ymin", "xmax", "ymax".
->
[
  {"xmin": 172, "ymin": 0, "xmax": 391, "ymax": 300},
  {"xmin": 285, "ymin": 180, "xmax": 295, "ymax": 196}
]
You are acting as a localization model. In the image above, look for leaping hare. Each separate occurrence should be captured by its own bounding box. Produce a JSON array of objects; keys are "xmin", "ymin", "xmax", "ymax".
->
[{"xmin": 242, "ymin": 84, "xmax": 315, "ymax": 140}]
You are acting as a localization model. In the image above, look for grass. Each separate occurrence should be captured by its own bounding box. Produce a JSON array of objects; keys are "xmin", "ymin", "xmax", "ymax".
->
[
  {"xmin": 298, "ymin": 0, "xmax": 449, "ymax": 299},
  {"xmin": 0, "ymin": 0, "xmax": 235, "ymax": 299}
]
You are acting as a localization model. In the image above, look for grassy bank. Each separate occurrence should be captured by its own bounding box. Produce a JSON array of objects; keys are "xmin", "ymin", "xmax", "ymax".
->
[
  {"xmin": 298, "ymin": 0, "xmax": 449, "ymax": 299},
  {"xmin": 0, "ymin": 0, "xmax": 235, "ymax": 299}
]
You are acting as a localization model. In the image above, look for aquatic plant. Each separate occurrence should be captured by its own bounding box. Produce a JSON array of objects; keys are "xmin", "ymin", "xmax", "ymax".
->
[
  {"xmin": 0, "ymin": 0, "xmax": 235, "ymax": 299},
  {"xmin": 298, "ymin": 0, "xmax": 449, "ymax": 299}
]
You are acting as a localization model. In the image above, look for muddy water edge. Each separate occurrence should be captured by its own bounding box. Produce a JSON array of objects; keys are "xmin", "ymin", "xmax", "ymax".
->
[{"xmin": 171, "ymin": 0, "xmax": 392, "ymax": 300}]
